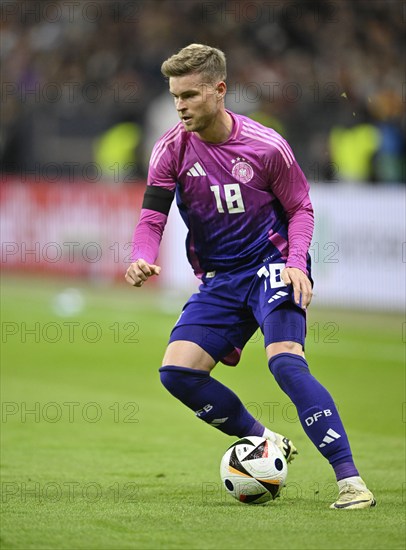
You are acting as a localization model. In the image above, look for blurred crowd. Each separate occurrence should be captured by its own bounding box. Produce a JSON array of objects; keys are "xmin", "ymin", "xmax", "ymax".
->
[{"xmin": 1, "ymin": 0, "xmax": 405, "ymax": 183}]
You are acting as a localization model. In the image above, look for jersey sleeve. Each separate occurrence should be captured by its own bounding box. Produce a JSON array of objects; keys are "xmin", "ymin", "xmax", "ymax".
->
[
  {"xmin": 131, "ymin": 135, "xmax": 177, "ymax": 262},
  {"xmin": 265, "ymin": 139, "xmax": 314, "ymax": 274},
  {"xmin": 147, "ymin": 138, "xmax": 178, "ymax": 192},
  {"xmin": 131, "ymin": 208, "xmax": 168, "ymax": 264}
]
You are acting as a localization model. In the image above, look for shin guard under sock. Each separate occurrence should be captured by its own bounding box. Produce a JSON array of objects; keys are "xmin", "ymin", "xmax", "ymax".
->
[
  {"xmin": 269, "ymin": 353, "xmax": 358, "ymax": 480},
  {"xmin": 159, "ymin": 365, "xmax": 264, "ymax": 437}
]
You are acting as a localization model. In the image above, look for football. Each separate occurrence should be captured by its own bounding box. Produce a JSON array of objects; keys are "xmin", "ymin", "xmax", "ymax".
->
[{"xmin": 220, "ymin": 436, "xmax": 288, "ymax": 504}]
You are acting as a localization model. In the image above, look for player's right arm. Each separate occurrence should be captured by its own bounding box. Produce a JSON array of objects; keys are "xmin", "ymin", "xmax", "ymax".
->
[
  {"xmin": 125, "ymin": 129, "xmax": 178, "ymax": 288},
  {"xmin": 124, "ymin": 192, "xmax": 173, "ymax": 287}
]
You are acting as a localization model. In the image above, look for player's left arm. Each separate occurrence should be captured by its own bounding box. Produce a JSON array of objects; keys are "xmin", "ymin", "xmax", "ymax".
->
[
  {"xmin": 267, "ymin": 142, "xmax": 314, "ymax": 308},
  {"xmin": 282, "ymin": 266, "xmax": 313, "ymax": 309},
  {"xmin": 281, "ymin": 191, "xmax": 313, "ymax": 308}
]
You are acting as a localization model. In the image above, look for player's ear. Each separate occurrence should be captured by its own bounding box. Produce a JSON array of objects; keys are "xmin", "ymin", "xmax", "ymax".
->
[{"xmin": 216, "ymin": 81, "xmax": 227, "ymax": 100}]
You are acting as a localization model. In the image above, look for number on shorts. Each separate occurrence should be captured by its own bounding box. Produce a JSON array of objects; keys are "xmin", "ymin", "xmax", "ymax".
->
[{"xmin": 257, "ymin": 263, "xmax": 286, "ymax": 291}]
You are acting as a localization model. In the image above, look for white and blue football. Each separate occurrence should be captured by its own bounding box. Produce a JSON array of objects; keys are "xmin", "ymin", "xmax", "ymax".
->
[{"xmin": 220, "ymin": 436, "xmax": 287, "ymax": 504}]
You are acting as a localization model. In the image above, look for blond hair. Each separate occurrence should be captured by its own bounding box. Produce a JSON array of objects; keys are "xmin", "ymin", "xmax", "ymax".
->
[{"xmin": 161, "ymin": 43, "xmax": 226, "ymax": 83}]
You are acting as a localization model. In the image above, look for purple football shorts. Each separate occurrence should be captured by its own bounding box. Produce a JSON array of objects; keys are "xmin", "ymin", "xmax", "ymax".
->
[{"xmin": 168, "ymin": 260, "xmax": 308, "ymax": 366}]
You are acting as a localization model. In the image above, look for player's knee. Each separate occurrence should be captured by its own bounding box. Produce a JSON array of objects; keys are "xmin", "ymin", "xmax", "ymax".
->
[
  {"xmin": 268, "ymin": 352, "xmax": 309, "ymax": 389},
  {"xmin": 159, "ymin": 366, "xmax": 184, "ymax": 395},
  {"xmin": 159, "ymin": 365, "xmax": 209, "ymax": 399},
  {"xmin": 266, "ymin": 340, "xmax": 303, "ymax": 359}
]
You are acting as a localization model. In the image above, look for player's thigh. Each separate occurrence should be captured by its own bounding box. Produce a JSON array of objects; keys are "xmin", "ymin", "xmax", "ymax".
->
[
  {"xmin": 162, "ymin": 340, "xmax": 216, "ymax": 372},
  {"xmin": 263, "ymin": 301, "xmax": 306, "ymax": 360},
  {"xmin": 166, "ymin": 287, "xmax": 257, "ymax": 369}
]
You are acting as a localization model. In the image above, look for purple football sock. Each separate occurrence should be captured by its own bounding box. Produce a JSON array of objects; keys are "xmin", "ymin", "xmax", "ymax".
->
[
  {"xmin": 269, "ymin": 353, "xmax": 359, "ymax": 480},
  {"xmin": 159, "ymin": 365, "xmax": 264, "ymax": 437}
]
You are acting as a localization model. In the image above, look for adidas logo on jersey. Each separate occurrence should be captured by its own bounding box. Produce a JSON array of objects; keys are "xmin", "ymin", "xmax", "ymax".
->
[
  {"xmin": 187, "ymin": 162, "xmax": 206, "ymax": 176},
  {"xmin": 268, "ymin": 290, "xmax": 288, "ymax": 304},
  {"xmin": 319, "ymin": 428, "xmax": 341, "ymax": 448}
]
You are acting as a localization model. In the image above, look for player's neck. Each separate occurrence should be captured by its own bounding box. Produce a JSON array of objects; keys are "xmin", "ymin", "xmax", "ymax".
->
[{"xmin": 194, "ymin": 109, "xmax": 233, "ymax": 144}]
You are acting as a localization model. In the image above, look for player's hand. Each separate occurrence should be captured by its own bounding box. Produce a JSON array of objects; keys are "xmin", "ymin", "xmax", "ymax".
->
[
  {"xmin": 281, "ymin": 267, "xmax": 313, "ymax": 309},
  {"xmin": 125, "ymin": 259, "xmax": 161, "ymax": 287}
]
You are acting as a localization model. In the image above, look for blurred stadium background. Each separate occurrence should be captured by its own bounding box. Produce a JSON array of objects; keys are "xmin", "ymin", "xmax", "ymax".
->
[
  {"xmin": 1, "ymin": 0, "xmax": 405, "ymax": 310},
  {"xmin": 1, "ymin": 3, "xmax": 405, "ymax": 548}
]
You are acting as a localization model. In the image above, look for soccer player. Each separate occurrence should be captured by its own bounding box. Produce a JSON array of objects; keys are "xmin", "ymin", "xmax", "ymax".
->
[{"xmin": 125, "ymin": 44, "xmax": 375, "ymax": 510}]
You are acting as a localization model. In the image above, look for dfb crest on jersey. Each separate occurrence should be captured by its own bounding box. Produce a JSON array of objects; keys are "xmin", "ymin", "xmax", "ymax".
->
[{"xmin": 231, "ymin": 157, "xmax": 254, "ymax": 183}]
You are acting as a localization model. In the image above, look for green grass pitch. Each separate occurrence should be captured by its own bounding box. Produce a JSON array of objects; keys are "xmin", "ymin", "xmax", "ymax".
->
[{"xmin": 1, "ymin": 274, "xmax": 404, "ymax": 550}]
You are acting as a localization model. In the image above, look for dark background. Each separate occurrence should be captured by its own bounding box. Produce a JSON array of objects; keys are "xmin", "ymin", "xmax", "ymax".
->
[{"xmin": 1, "ymin": 0, "xmax": 405, "ymax": 183}]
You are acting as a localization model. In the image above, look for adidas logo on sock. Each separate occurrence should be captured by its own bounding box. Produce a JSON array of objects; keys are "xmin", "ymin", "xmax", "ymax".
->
[
  {"xmin": 268, "ymin": 290, "xmax": 288, "ymax": 304},
  {"xmin": 187, "ymin": 162, "xmax": 206, "ymax": 176},
  {"xmin": 319, "ymin": 428, "xmax": 341, "ymax": 448},
  {"xmin": 210, "ymin": 417, "xmax": 228, "ymax": 427}
]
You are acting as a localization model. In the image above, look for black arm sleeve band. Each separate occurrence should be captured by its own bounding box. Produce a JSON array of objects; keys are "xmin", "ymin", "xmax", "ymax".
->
[{"xmin": 141, "ymin": 186, "xmax": 175, "ymax": 215}]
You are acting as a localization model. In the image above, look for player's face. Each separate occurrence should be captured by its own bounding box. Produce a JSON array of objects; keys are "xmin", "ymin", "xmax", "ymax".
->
[{"xmin": 169, "ymin": 73, "xmax": 222, "ymax": 133}]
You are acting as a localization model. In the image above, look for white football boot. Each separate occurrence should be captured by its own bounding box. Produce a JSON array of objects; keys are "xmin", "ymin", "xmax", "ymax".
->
[
  {"xmin": 263, "ymin": 428, "xmax": 298, "ymax": 463},
  {"xmin": 330, "ymin": 477, "xmax": 376, "ymax": 509}
]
